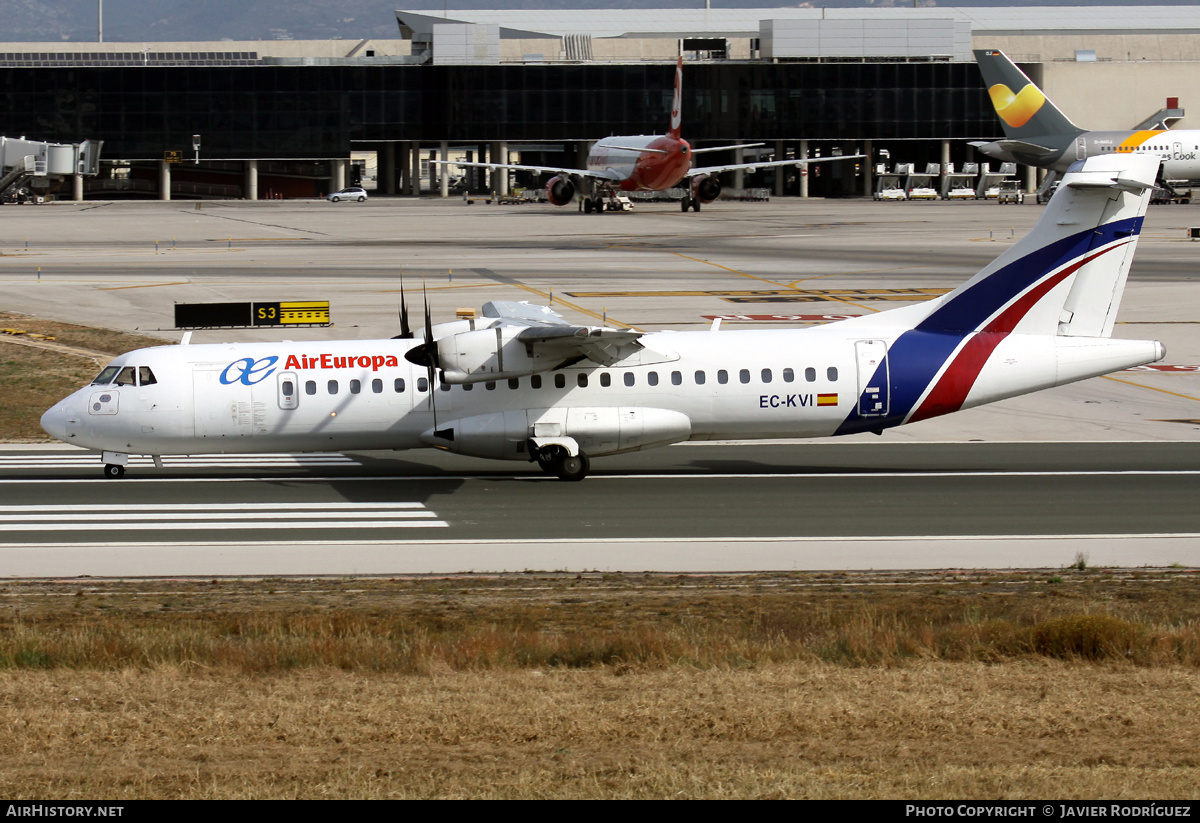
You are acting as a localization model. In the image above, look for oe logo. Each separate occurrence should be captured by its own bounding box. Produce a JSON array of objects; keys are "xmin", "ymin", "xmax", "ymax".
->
[{"xmin": 219, "ymin": 356, "xmax": 279, "ymax": 386}]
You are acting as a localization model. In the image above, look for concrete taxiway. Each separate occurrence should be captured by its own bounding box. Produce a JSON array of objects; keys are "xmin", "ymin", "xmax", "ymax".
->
[{"xmin": 2, "ymin": 196, "xmax": 1199, "ymax": 575}]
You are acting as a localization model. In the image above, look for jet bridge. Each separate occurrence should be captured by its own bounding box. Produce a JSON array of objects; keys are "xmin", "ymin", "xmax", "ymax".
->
[{"xmin": 0, "ymin": 136, "xmax": 102, "ymax": 203}]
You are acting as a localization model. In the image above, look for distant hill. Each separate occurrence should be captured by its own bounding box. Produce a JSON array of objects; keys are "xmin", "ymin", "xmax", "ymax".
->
[{"xmin": 7, "ymin": 0, "xmax": 1200, "ymax": 43}]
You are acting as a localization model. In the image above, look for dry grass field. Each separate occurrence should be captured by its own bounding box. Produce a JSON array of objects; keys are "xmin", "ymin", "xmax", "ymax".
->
[{"xmin": 0, "ymin": 571, "xmax": 1197, "ymax": 799}]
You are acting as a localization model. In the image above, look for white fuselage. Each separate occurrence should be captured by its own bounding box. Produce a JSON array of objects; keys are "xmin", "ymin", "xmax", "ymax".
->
[{"xmin": 41, "ymin": 320, "xmax": 1162, "ymax": 463}]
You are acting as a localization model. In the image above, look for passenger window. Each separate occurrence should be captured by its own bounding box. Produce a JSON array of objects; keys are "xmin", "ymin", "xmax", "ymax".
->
[
  {"xmin": 328, "ymin": 380, "xmax": 339, "ymax": 395},
  {"xmin": 600, "ymin": 373, "xmax": 611, "ymax": 388},
  {"xmin": 695, "ymin": 371, "xmax": 705, "ymax": 385},
  {"xmin": 761, "ymin": 369, "xmax": 772, "ymax": 384},
  {"xmin": 463, "ymin": 383, "xmax": 473, "ymax": 391},
  {"xmin": 624, "ymin": 372, "xmax": 634, "ymax": 387},
  {"xmin": 372, "ymin": 379, "xmax": 383, "ymax": 393},
  {"xmin": 671, "ymin": 371, "xmax": 682, "ymax": 386},
  {"xmin": 577, "ymin": 373, "xmax": 588, "ymax": 388},
  {"xmin": 648, "ymin": 372, "xmax": 659, "ymax": 387},
  {"xmin": 305, "ymin": 381, "xmax": 316, "ymax": 395},
  {"xmin": 828, "ymin": 367, "xmax": 839, "ymax": 382},
  {"xmin": 485, "ymin": 381, "xmax": 495, "ymax": 390},
  {"xmin": 440, "ymin": 379, "xmax": 451, "ymax": 392},
  {"xmin": 394, "ymin": 378, "xmax": 406, "ymax": 393},
  {"xmin": 282, "ymin": 379, "xmax": 294, "ymax": 396},
  {"xmin": 554, "ymin": 373, "xmax": 566, "ymax": 389},
  {"xmin": 783, "ymin": 368, "xmax": 794, "ymax": 383},
  {"xmin": 739, "ymin": 369, "xmax": 750, "ymax": 384},
  {"xmin": 91, "ymin": 366, "xmax": 120, "ymax": 385},
  {"xmin": 138, "ymin": 367, "xmax": 157, "ymax": 386},
  {"xmin": 114, "ymin": 366, "xmax": 136, "ymax": 387},
  {"xmin": 717, "ymin": 370, "xmax": 728, "ymax": 385},
  {"xmin": 417, "ymin": 377, "xmax": 428, "ymax": 392},
  {"xmin": 509, "ymin": 378, "xmax": 519, "ymax": 389},
  {"xmin": 531, "ymin": 374, "xmax": 542, "ymax": 389},
  {"xmin": 350, "ymin": 379, "xmax": 361, "ymax": 394},
  {"xmin": 805, "ymin": 367, "xmax": 816, "ymax": 382}
]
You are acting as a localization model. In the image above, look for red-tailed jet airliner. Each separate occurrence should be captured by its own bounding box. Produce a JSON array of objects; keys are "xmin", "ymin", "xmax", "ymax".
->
[{"xmin": 437, "ymin": 57, "xmax": 861, "ymax": 212}]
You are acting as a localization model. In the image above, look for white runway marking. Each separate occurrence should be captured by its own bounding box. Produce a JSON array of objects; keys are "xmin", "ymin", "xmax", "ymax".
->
[
  {"xmin": 0, "ymin": 453, "xmax": 360, "ymax": 469},
  {"xmin": 0, "ymin": 502, "xmax": 447, "ymax": 532}
]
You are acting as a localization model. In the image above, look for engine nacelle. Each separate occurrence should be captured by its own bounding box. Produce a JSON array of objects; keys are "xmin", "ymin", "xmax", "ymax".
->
[
  {"xmin": 436, "ymin": 325, "xmax": 571, "ymax": 384},
  {"xmin": 421, "ymin": 406, "xmax": 692, "ymax": 460},
  {"xmin": 544, "ymin": 175, "xmax": 576, "ymax": 206},
  {"xmin": 692, "ymin": 175, "xmax": 721, "ymax": 204}
]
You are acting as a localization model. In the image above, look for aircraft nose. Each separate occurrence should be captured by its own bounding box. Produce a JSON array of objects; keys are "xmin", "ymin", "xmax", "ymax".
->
[{"xmin": 40, "ymin": 402, "xmax": 69, "ymax": 442}]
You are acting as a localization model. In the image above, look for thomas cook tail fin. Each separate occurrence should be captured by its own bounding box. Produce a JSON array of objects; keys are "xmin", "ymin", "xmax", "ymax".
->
[{"xmin": 974, "ymin": 49, "xmax": 1082, "ymax": 142}]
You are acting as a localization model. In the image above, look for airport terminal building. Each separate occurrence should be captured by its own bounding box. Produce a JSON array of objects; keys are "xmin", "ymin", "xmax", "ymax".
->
[{"xmin": 2, "ymin": 6, "xmax": 1200, "ymax": 200}]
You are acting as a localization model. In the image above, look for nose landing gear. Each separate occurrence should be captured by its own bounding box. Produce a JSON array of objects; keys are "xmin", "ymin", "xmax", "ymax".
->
[{"xmin": 101, "ymin": 450, "xmax": 129, "ymax": 479}]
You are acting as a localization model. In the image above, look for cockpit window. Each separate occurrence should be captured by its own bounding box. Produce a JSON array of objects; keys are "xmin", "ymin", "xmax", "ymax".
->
[
  {"xmin": 113, "ymin": 366, "xmax": 137, "ymax": 387},
  {"xmin": 91, "ymin": 366, "xmax": 120, "ymax": 385},
  {"xmin": 138, "ymin": 367, "xmax": 157, "ymax": 386}
]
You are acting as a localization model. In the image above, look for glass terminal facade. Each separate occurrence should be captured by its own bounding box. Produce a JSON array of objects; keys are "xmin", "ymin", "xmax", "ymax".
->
[{"xmin": 0, "ymin": 61, "xmax": 996, "ymax": 160}]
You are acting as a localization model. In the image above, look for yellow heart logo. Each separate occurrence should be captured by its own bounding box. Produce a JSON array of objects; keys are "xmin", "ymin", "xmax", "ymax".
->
[{"xmin": 988, "ymin": 83, "xmax": 1046, "ymax": 129}]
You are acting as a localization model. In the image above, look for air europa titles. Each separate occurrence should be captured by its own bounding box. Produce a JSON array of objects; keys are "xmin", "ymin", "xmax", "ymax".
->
[{"xmin": 284, "ymin": 353, "xmax": 400, "ymax": 371}]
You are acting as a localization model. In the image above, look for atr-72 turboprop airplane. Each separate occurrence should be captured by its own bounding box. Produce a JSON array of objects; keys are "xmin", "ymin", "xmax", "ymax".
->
[
  {"xmin": 42, "ymin": 153, "xmax": 1165, "ymax": 481},
  {"xmin": 435, "ymin": 57, "xmax": 861, "ymax": 213},
  {"xmin": 973, "ymin": 48, "xmax": 1200, "ymax": 182}
]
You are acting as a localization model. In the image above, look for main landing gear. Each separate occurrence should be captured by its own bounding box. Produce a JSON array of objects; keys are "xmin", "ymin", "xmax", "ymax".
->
[
  {"xmin": 533, "ymin": 444, "xmax": 591, "ymax": 481},
  {"xmin": 103, "ymin": 463, "xmax": 125, "ymax": 479},
  {"xmin": 680, "ymin": 194, "xmax": 700, "ymax": 212}
]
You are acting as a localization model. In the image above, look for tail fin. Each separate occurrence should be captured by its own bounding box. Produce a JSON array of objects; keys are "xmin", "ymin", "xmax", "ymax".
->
[
  {"xmin": 974, "ymin": 49, "xmax": 1082, "ymax": 140},
  {"xmin": 836, "ymin": 154, "xmax": 1162, "ymax": 433},
  {"xmin": 917, "ymin": 153, "xmax": 1158, "ymax": 339},
  {"xmin": 668, "ymin": 56, "xmax": 683, "ymax": 139}
]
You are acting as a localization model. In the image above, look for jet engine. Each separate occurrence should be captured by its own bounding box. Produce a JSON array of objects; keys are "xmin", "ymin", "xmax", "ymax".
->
[
  {"xmin": 544, "ymin": 175, "xmax": 576, "ymax": 206},
  {"xmin": 692, "ymin": 175, "xmax": 722, "ymax": 204}
]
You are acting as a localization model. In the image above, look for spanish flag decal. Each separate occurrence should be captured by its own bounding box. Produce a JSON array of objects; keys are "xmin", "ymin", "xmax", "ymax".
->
[{"xmin": 817, "ymin": 393, "xmax": 839, "ymax": 406}]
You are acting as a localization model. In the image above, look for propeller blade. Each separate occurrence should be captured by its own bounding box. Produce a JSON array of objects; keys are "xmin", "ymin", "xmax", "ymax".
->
[
  {"xmin": 398, "ymin": 274, "xmax": 413, "ymax": 339},
  {"xmin": 423, "ymin": 280, "xmax": 438, "ymax": 427}
]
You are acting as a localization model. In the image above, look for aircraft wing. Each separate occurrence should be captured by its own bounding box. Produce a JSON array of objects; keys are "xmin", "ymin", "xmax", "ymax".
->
[
  {"xmin": 686, "ymin": 153, "xmax": 864, "ymax": 177},
  {"xmin": 480, "ymin": 301, "xmax": 644, "ymax": 366},
  {"xmin": 430, "ymin": 159, "xmax": 622, "ymax": 182}
]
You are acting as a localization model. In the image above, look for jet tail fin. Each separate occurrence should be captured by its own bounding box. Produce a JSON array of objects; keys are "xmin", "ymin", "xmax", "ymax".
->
[
  {"xmin": 974, "ymin": 49, "xmax": 1083, "ymax": 142},
  {"xmin": 668, "ymin": 56, "xmax": 683, "ymax": 140}
]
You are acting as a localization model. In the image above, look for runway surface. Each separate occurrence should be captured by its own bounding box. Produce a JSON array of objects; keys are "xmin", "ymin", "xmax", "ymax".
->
[
  {"xmin": 1, "ymin": 441, "xmax": 1198, "ymax": 577},
  {"xmin": 3, "ymin": 197, "xmax": 1199, "ymax": 576}
]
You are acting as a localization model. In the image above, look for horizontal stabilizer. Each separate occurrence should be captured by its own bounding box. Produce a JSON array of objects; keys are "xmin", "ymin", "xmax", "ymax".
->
[{"xmin": 977, "ymin": 139, "xmax": 1057, "ymax": 157}]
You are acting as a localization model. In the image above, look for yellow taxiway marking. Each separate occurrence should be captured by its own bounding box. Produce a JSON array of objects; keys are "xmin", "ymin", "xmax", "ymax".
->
[
  {"xmin": 97, "ymin": 281, "xmax": 190, "ymax": 291},
  {"xmin": 1103, "ymin": 375, "xmax": 1200, "ymax": 404},
  {"xmin": 671, "ymin": 251, "xmax": 881, "ymax": 313}
]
